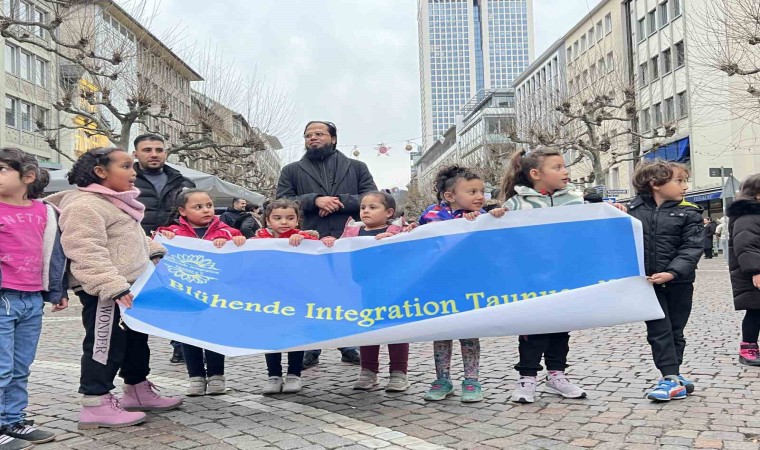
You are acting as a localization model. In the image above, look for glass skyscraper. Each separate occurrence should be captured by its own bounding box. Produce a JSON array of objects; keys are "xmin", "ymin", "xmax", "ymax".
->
[{"xmin": 418, "ymin": 0, "xmax": 533, "ymax": 151}]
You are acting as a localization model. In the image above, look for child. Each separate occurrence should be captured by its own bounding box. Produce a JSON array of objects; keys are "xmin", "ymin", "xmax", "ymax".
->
[
  {"xmin": 322, "ymin": 191, "xmax": 410, "ymax": 392},
  {"xmin": 727, "ymin": 174, "xmax": 760, "ymax": 366},
  {"xmin": 46, "ymin": 147, "xmax": 182, "ymax": 429},
  {"xmin": 0, "ymin": 148, "xmax": 67, "ymax": 449},
  {"xmin": 417, "ymin": 165, "xmax": 505, "ymax": 403},
  {"xmin": 254, "ymin": 199, "xmax": 317, "ymax": 394},
  {"xmin": 155, "ymin": 189, "xmax": 247, "ymax": 396},
  {"xmin": 625, "ymin": 160, "xmax": 703, "ymax": 401},
  {"xmin": 500, "ymin": 148, "xmax": 587, "ymax": 404}
]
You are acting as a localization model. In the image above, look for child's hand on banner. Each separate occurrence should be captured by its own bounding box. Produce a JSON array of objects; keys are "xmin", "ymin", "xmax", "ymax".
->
[
  {"xmin": 212, "ymin": 238, "xmax": 228, "ymax": 248},
  {"xmin": 463, "ymin": 211, "xmax": 480, "ymax": 221},
  {"xmin": 489, "ymin": 208, "xmax": 506, "ymax": 218},
  {"xmin": 161, "ymin": 231, "xmax": 176, "ymax": 239},
  {"xmin": 375, "ymin": 232, "xmax": 394, "ymax": 240},
  {"xmin": 232, "ymin": 236, "xmax": 247, "ymax": 247},
  {"xmin": 289, "ymin": 234, "xmax": 304, "ymax": 246},
  {"xmin": 322, "ymin": 236, "xmax": 337, "ymax": 247}
]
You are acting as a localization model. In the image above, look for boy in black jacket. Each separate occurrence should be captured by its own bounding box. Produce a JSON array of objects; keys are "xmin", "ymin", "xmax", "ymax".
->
[{"xmin": 622, "ymin": 161, "xmax": 704, "ymax": 401}]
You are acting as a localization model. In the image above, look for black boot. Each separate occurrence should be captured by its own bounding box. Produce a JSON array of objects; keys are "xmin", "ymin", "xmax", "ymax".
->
[{"xmin": 170, "ymin": 345, "xmax": 184, "ymax": 364}]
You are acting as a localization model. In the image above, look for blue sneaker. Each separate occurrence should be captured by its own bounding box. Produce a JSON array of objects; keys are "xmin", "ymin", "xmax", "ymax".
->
[
  {"xmin": 646, "ymin": 377, "xmax": 687, "ymax": 402},
  {"xmin": 677, "ymin": 375, "xmax": 695, "ymax": 394}
]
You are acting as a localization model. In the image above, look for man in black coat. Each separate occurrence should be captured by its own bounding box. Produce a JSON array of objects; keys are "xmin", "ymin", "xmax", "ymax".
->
[
  {"xmin": 276, "ymin": 121, "xmax": 377, "ymax": 368},
  {"xmin": 133, "ymin": 133, "xmax": 195, "ymax": 364},
  {"xmin": 220, "ymin": 198, "xmax": 247, "ymax": 227}
]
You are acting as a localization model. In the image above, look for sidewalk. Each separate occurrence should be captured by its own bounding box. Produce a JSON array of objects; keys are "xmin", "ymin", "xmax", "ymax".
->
[{"xmin": 30, "ymin": 257, "xmax": 759, "ymax": 449}]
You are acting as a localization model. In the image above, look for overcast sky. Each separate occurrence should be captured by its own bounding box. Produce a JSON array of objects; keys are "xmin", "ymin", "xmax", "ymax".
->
[{"xmin": 141, "ymin": 0, "xmax": 601, "ymax": 189}]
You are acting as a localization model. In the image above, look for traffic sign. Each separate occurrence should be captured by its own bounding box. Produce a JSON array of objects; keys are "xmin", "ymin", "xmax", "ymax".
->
[{"xmin": 709, "ymin": 167, "xmax": 733, "ymax": 177}]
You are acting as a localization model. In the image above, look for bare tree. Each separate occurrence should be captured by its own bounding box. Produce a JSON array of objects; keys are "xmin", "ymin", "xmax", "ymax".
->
[
  {"xmin": 401, "ymin": 175, "xmax": 435, "ymax": 220},
  {"xmin": 510, "ymin": 51, "xmax": 675, "ymax": 186},
  {"xmin": 0, "ymin": 0, "xmax": 297, "ymax": 163}
]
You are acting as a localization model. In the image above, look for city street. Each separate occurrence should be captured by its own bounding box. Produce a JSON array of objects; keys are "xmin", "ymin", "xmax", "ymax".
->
[{"xmin": 29, "ymin": 257, "xmax": 758, "ymax": 450}]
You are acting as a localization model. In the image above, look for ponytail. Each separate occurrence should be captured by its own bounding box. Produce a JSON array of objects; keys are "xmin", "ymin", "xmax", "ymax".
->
[{"xmin": 499, "ymin": 148, "xmax": 562, "ymax": 201}]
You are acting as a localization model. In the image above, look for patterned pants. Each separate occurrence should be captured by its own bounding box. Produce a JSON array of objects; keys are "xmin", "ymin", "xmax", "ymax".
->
[{"xmin": 433, "ymin": 338, "xmax": 480, "ymax": 380}]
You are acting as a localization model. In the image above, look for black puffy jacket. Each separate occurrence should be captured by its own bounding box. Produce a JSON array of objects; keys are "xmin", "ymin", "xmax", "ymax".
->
[
  {"xmin": 134, "ymin": 163, "xmax": 195, "ymax": 235},
  {"xmin": 728, "ymin": 199, "xmax": 760, "ymax": 310},
  {"xmin": 627, "ymin": 194, "xmax": 704, "ymax": 284}
]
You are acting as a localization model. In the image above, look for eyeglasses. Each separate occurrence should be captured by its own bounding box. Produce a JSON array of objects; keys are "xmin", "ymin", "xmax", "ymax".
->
[{"xmin": 303, "ymin": 132, "xmax": 330, "ymax": 139}]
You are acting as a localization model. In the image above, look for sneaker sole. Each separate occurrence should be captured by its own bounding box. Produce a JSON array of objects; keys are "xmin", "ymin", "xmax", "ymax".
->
[
  {"xmin": 21, "ymin": 435, "xmax": 56, "ymax": 445},
  {"xmin": 185, "ymin": 392, "xmax": 205, "ymax": 397},
  {"xmin": 353, "ymin": 382, "xmax": 379, "ymax": 390},
  {"xmin": 123, "ymin": 402, "xmax": 182, "ymax": 412},
  {"xmin": 511, "ymin": 396, "xmax": 534, "ymax": 403},
  {"xmin": 423, "ymin": 390, "xmax": 454, "ymax": 401},
  {"xmin": 461, "ymin": 395, "xmax": 484, "ymax": 403},
  {"xmin": 645, "ymin": 393, "xmax": 686, "ymax": 402},
  {"xmin": 281, "ymin": 388, "xmax": 302, "ymax": 394},
  {"xmin": 544, "ymin": 385, "xmax": 587, "ymax": 399},
  {"xmin": 385, "ymin": 384, "xmax": 409, "ymax": 392},
  {"xmin": 739, "ymin": 357, "xmax": 760, "ymax": 367},
  {"xmin": 78, "ymin": 415, "xmax": 146, "ymax": 430},
  {"xmin": 206, "ymin": 390, "xmax": 227, "ymax": 396}
]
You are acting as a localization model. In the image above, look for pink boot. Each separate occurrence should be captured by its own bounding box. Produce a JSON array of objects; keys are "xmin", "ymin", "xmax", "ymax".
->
[
  {"xmin": 78, "ymin": 393, "xmax": 146, "ymax": 430},
  {"xmin": 740, "ymin": 342, "xmax": 760, "ymax": 366},
  {"xmin": 122, "ymin": 380, "xmax": 183, "ymax": 412}
]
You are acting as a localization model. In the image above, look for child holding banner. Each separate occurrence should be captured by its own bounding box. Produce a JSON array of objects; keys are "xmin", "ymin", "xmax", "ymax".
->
[
  {"xmin": 418, "ymin": 165, "xmax": 505, "ymax": 403},
  {"xmin": 322, "ymin": 191, "xmax": 410, "ymax": 392},
  {"xmin": 625, "ymin": 162, "xmax": 704, "ymax": 401},
  {"xmin": 500, "ymin": 148, "xmax": 587, "ymax": 404},
  {"xmin": 47, "ymin": 147, "xmax": 182, "ymax": 430},
  {"xmin": 155, "ymin": 188, "xmax": 247, "ymax": 397},
  {"xmin": 0, "ymin": 148, "xmax": 68, "ymax": 448},
  {"xmin": 255, "ymin": 199, "xmax": 318, "ymax": 394}
]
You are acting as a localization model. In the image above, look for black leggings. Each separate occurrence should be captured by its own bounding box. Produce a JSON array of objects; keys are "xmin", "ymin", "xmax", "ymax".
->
[{"xmin": 742, "ymin": 310, "xmax": 760, "ymax": 343}]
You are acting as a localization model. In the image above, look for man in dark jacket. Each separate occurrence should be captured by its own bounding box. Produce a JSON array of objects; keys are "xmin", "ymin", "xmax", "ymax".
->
[
  {"xmin": 276, "ymin": 121, "xmax": 377, "ymax": 368},
  {"xmin": 133, "ymin": 133, "xmax": 195, "ymax": 364},
  {"xmin": 220, "ymin": 198, "xmax": 247, "ymax": 227},
  {"xmin": 703, "ymin": 217, "xmax": 718, "ymax": 258}
]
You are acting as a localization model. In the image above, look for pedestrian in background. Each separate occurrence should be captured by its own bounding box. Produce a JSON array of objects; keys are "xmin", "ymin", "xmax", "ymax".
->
[
  {"xmin": 500, "ymin": 148, "xmax": 587, "ymax": 404},
  {"xmin": 703, "ymin": 217, "xmax": 717, "ymax": 259},
  {"xmin": 623, "ymin": 161, "xmax": 703, "ymax": 401},
  {"xmin": 727, "ymin": 174, "xmax": 760, "ymax": 366}
]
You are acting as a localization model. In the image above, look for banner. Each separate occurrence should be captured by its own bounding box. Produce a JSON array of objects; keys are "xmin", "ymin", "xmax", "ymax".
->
[{"xmin": 125, "ymin": 203, "xmax": 664, "ymax": 356}]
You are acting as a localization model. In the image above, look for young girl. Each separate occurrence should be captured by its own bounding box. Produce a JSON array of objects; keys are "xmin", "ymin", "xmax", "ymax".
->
[
  {"xmin": 0, "ymin": 148, "xmax": 67, "ymax": 449},
  {"xmin": 47, "ymin": 147, "xmax": 182, "ymax": 429},
  {"xmin": 255, "ymin": 199, "xmax": 317, "ymax": 394},
  {"xmin": 727, "ymin": 174, "xmax": 760, "ymax": 366},
  {"xmin": 322, "ymin": 191, "xmax": 410, "ymax": 392},
  {"xmin": 156, "ymin": 189, "xmax": 247, "ymax": 396},
  {"xmin": 417, "ymin": 165, "xmax": 505, "ymax": 403},
  {"xmin": 500, "ymin": 148, "xmax": 587, "ymax": 404},
  {"xmin": 625, "ymin": 161, "xmax": 703, "ymax": 401}
]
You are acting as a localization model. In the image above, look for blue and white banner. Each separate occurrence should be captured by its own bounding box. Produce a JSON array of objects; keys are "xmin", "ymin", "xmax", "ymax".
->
[{"xmin": 124, "ymin": 203, "xmax": 664, "ymax": 356}]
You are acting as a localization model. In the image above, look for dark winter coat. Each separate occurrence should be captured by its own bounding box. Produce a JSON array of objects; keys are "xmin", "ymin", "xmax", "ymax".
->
[
  {"xmin": 704, "ymin": 221, "xmax": 717, "ymax": 250},
  {"xmin": 627, "ymin": 194, "xmax": 704, "ymax": 284},
  {"xmin": 219, "ymin": 207, "xmax": 244, "ymax": 228},
  {"xmin": 276, "ymin": 150, "xmax": 377, "ymax": 238},
  {"xmin": 134, "ymin": 163, "xmax": 195, "ymax": 235},
  {"xmin": 727, "ymin": 199, "xmax": 760, "ymax": 310},
  {"xmin": 233, "ymin": 213, "xmax": 262, "ymax": 238}
]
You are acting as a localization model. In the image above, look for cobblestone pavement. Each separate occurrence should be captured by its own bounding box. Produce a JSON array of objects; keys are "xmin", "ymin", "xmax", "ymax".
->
[{"xmin": 28, "ymin": 257, "xmax": 760, "ymax": 449}]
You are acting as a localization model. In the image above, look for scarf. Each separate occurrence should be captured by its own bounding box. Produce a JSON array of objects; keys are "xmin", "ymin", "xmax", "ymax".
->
[{"xmin": 78, "ymin": 184, "xmax": 145, "ymax": 222}]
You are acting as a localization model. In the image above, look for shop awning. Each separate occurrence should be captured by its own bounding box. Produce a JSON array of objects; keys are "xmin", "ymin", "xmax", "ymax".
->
[{"xmin": 643, "ymin": 137, "xmax": 690, "ymax": 162}]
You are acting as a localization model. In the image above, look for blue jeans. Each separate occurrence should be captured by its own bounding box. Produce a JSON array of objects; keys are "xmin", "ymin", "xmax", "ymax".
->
[{"xmin": 0, "ymin": 290, "xmax": 43, "ymax": 426}]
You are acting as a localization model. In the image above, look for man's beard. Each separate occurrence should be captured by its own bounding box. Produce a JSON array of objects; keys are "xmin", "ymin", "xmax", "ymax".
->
[{"xmin": 305, "ymin": 144, "xmax": 336, "ymax": 161}]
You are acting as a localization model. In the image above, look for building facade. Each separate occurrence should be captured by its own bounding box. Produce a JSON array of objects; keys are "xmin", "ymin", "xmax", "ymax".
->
[{"xmin": 417, "ymin": 0, "xmax": 533, "ymax": 151}]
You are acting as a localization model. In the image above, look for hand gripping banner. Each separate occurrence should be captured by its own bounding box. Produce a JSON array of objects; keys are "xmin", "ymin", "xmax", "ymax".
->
[{"xmin": 124, "ymin": 203, "xmax": 664, "ymax": 356}]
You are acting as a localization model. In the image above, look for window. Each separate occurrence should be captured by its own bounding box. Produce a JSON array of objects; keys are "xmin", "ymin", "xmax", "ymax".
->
[
  {"xmin": 573, "ymin": 41, "xmax": 579, "ymax": 59},
  {"xmin": 653, "ymin": 102, "xmax": 663, "ymax": 128},
  {"xmin": 641, "ymin": 108, "xmax": 651, "ymax": 130},
  {"xmin": 604, "ymin": 13, "xmax": 612, "ymax": 34},
  {"xmin": 590, "ymin": 63, "xmax": 596, "ymax": 81},
  {"xmin": 662, "ymin": 48, "xmax": 672, "ymax": 73},
  {"xmin": 639, "ymin": 61, "xmax": 648, "ymax": 86},
  {"xmin": 675, "ymin": 41, "xmax": 685, "ymax": 67},
  {"xmin": 612, "ymin": 167, "xmax": 620, "ymax": 189},
  {"xmin": 567, "ymin": 46, "xmax": 572, "ymax": 61},
  {"xmin": 5, "ymin": 96, "xmax": 16, "ymax": 128},
  {"xmin": 607, "ymin": 52, "xmax": 614, "ymax": 72},
  {"xmin": 35, "ymin": 106, "xmax": 48, "ymax": 131},
  {"xmin": 664, "ymin": 97, "xmax": 675, "ymax": 122},
  {"xmin": 596, "ymin": 21, "xmax": 603, "ymax": 42},
  {"xmin": 581, "ymin": 35, "xmax": 587, "ymax": 52},
  {"xmin": 659, "ymin": 1, "xmax": 669, "ymax": 27},
  {"xmin": 648, "ymin": 9, "xmax": 657, "ymax": 35},
  {"xmin": 19, "ymin": 51, "xmax": 31, "ymax": 81},
  {"xmin": 638, "ymin": 17, "xmax": 646, "ymax": 41},
  {"xmin": 673, "ymin": 0, "xmax": 682, "ymax": 17},
  {"xmin": 20, "ymin": 101, "xmax": 31, "ymax": 131},
  {"xmin": 17, "ymin": 1, "xmax": 29, "ymax": 21},
  {"xmin": 5, "ymin": 43, "xmax": 16, "ymax": 75},
  {"xmin": 677, "ymin": 91, "xmax": 688, "ymax": 118},
  {"xmin": 588, "ymin": 28, "xmax": 595, "ymax": 47},
  {"xmin": 34, "ymin": 8, "xmax": 46, "ymax": 38},
  {"xmin": 651, "ymin": 55, "xmax": 659, "ymax": 80},
  {"xmin": 35, "ymin": 58, "xmax": 47, "ymax": 87}
]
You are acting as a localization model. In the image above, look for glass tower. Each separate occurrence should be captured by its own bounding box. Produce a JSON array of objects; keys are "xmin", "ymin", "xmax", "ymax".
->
[{"xmin": 418, "ymin": 0, "xmax": 533, "ymax": 151}]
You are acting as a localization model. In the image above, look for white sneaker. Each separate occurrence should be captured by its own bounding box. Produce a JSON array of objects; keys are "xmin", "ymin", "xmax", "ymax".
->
[
  {"xmin": 353, "ymin": 368, "xmax": 379, "ymax": 390},
  {"xmin": 545, "ymin": 371, "xmax": 587, "ymax": 399},
  {"xmin": 206, "ymin": 375, "xmax": 226, "ymax": 395},
  {"xmin": 262, "ymin": 376, "xmax": 283, "ymax": 395},
  {"xmin": 511, "ymin": 376, "xmax": 537, "ymax": 403},
  {"xmin": 385, "ymin": 371, "xmax": 409, "ymax": 392},
  {"xmin": 282, "ymin": 375, "xmax": 302, "ymax": 393},
  {"xmin": 185, "ymin": 377, "xmax": 206, "ymax": 397}
]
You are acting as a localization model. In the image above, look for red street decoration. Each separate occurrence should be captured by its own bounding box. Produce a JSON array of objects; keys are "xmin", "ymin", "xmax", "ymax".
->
[{"xmin": 376, "ymin": 143, "xmax": 391, "ymax": 157}]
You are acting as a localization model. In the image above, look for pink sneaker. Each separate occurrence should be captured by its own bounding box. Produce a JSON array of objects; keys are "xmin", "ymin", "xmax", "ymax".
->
[
  {"xmin": 740, "ymin": 342, "xmax": 760, "ymax": 366},
  {"xmin": 78, "ymin": 393, "xmax": 146, "ymax": 430},
  {"xmin": 121, "ymin": 380, "xmax": 183, "ymax": 412}
]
